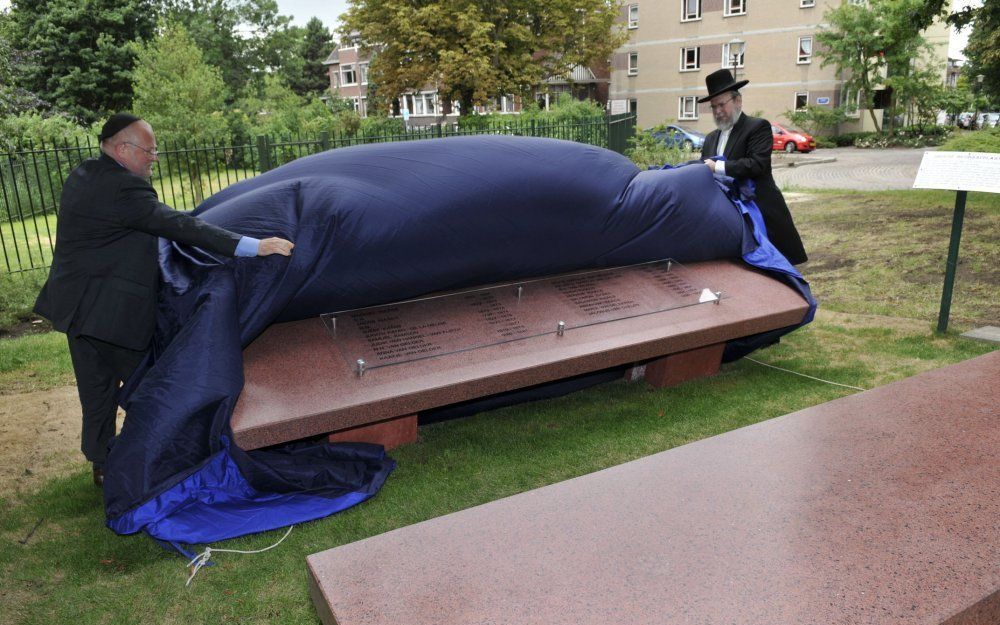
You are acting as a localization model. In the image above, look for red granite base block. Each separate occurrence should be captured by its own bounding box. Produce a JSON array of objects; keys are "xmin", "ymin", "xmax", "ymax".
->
[
  {"xmin": 327, "ymin": 414, "xmax": 417, "ymax": 450},
  {"xmin": 641, "ymin": 343, "xmax": 724, "ymax": 388}
]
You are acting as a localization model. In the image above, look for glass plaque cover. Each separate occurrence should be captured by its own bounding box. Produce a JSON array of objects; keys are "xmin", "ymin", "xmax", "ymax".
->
[{"xmin": 321, "ymin": 259, "xmax": 720, "ymax": 374}]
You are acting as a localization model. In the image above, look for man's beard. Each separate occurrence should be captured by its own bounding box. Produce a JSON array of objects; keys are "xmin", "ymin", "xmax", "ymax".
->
[{"xmin": 714, "ymin": 105, "xmax": 742, "ymax": 131}]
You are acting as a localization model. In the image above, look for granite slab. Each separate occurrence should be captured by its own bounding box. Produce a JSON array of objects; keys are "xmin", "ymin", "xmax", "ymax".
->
[
  {"xmin": 307, "ymin": 350, "xmax": 1000, "ymax": 625},
  {"xmin": 961, "ymin": 326, "xmax": 1000, "ymax": 344},
  {"xmin": 232, "ymin": 260, "xmax": 810, "ymax": 450}
]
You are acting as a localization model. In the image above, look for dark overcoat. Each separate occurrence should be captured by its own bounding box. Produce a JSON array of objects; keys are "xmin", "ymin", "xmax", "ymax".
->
[
  {"xmin": 34, "ymin": 154, "xmax": 241, "ymax": 350},
  {"xmin": 701, "ymin": 113, "xmax": 807, "ymax": 264}
]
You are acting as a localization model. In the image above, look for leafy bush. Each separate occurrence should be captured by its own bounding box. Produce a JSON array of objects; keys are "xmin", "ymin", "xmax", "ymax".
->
[
  {"xmin": 837, "ymin": 126, "xmax": 952, "ymax": 149},
  {"xmin": 626, "ymin": 125, "xmax": 693, "ymax": 169},
  {"xmin": 784, "ymin": 105, "xmax": 849, "ymax": 137},
  {"xmin": 939, "ymin": 128, "xmax": 1000, "ymax": 153},
  {"xmin": 0, "ymin": 111, "xmax": 93, "ymax": 152},
  {"xmin": 814, "ymin": 136, "xmax": 837, "ymax": 149}
]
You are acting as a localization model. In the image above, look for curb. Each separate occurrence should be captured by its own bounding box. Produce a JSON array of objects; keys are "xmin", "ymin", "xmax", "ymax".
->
[{"xmin": 779, "ymin": 157, "xmax": 837, "ymax": 168}]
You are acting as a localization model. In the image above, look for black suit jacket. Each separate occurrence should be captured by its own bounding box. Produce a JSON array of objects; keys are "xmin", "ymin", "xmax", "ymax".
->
[
  {"xmin": 34, "ymin": 154, "xmax": 242, "ymax": 350},
  {"xmin": 701, "ymin": 113, "xmax": 807, "ymax": 264}
]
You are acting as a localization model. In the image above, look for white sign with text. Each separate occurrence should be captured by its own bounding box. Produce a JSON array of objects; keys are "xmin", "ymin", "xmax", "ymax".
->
[{"xmin": 912, "ymin": 151, "xmax": 1000, "ymax": 194}]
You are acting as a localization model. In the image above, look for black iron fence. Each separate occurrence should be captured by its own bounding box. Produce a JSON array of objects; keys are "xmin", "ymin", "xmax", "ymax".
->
[{"xmin": 0, "ymin": 113, "xmax": 636, "ymax": 274}]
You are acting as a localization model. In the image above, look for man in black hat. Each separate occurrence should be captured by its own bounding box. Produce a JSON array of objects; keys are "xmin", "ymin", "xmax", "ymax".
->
[
  {"xmin": 33, "ymin": 113, "xmax": 295, "ymax": 486},
  {"xmin": 698, "ymin": 69, "xmax": 807, "ymax": 265}
]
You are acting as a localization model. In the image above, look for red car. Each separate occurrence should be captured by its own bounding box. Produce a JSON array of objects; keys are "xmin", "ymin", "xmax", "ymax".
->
[{"xmin": 771, "ymin": 123, "xmax": 816, "ymax": 153}]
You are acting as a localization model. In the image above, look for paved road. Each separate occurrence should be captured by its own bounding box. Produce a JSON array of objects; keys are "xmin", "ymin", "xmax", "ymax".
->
[{"xmin": 772, "ymin": 147, "xmax": 927, "ymax": 191}]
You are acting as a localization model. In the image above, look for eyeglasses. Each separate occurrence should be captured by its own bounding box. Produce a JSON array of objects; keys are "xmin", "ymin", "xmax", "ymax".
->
[
  {"xmin": 124, "ymin": 142, "xmax": 159, "ymax": 157},
  {"xmin": 709, "ymin": 96, "xmax": 738, "ymax": 112}
]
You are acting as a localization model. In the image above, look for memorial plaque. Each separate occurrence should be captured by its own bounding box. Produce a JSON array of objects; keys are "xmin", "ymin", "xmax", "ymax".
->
[{"xmin": 320, "ymin": 259, "xmax": 720, "ymax": 372}]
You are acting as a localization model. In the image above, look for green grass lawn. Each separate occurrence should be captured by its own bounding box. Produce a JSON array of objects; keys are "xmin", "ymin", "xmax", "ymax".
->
[{"xmin": 0, "ymin": 186, "xmax": 997, "ymax": 624}]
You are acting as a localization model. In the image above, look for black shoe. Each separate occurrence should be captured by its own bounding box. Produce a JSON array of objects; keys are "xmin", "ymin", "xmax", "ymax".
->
[{"xmin": 92, "ymin": 466, "xmax": 105, "ymax": 488}]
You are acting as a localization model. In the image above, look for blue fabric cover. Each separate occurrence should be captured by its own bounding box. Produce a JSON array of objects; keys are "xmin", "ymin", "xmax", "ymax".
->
[{"xmin": 103, "ymin": 136, "xmax": 815, "ymax": 546}]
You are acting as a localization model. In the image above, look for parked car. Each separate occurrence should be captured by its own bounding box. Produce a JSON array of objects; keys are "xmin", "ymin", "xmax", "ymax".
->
[
  {"xmin": 650, "ymin": 125, "xmax": 706, "ymax": 150},
  {"xmin": 771, "ymin": 123, "xmax": 816, "ymax": 153},
  {"xmin": 977, "ymin": 112, "xmax": 1000, "ymax": 128}
]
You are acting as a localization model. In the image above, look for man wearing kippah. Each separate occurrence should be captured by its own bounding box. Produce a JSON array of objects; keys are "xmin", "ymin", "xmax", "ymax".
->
[
  {"xmin": 33, "ymin": 113, "xmax": 295, "ymax": 487},
  {"xmin": 699, "ymin": 69, "xmax": 807, "ymax": 265}
]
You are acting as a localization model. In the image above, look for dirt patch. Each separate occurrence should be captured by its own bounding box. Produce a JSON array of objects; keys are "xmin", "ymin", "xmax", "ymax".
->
[
  {"xmin": 0, "ymin": 386, "xmax": 118, "ymax": 496},
  {"xmin": 0, "ymin": 316, "xmax": 52, "ymax": 340}
]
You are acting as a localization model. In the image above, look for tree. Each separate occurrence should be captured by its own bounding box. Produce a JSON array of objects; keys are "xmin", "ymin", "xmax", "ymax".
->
[
  {"xmin": 132, "ymin": 22, "xmax": 228, "ymax": 202},
  {"xmin": 784, "ymin": 105, "xmax": 849, "ymax": 137},
  {"xmin": 340, "ymin": 0, "xmax": 627, "ymax": 116},
  {"xmin": 7, "ymin": 0, "xmax": 157, "ymax": 123},
  {"xmin": 283, "ymin": 17, "xmax": 334, "ymax": 96},
  {"xmin": 959, "ymin": 2, "xmax": 999, "ymax": 105},
  {"xmin": 158, "ymin": 0, "xmax": 293, "ymax": 98},
  {"xmin": 815, "ymin": 0, "xmax": 944, "ymax": 134},
  {"xmin": 0, "ymin": 14, "xmax": 42, "ymax": 116}
]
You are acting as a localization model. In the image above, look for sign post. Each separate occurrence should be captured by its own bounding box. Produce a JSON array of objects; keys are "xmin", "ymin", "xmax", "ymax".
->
[{"xmin": 912, "ymin": 151, "xmax": 1000, "ymax": 332}]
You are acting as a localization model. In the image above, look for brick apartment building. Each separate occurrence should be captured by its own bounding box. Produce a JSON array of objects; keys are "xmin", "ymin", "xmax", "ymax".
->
[
  {"xmin": 608, "ymin": 0, "xmax": 952, "ymax": 133},
  {"xmin": 323, "ymin": 38, "xmax": 611, "ymax": 124}
]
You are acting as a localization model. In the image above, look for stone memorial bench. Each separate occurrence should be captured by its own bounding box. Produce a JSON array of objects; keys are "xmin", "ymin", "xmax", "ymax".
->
[
  {"xmin": 230, "ymin": 259, "xmax": 811, "ymax": 450},
  {"xmin": 306, "ymin": 350, "xmax": 1000, "ymax": 625}
]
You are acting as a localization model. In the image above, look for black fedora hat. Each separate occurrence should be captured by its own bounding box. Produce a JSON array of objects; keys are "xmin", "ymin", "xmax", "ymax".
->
[{"xmin": 698, "ymin": 69, "xmax": 749, "ymax": 103}]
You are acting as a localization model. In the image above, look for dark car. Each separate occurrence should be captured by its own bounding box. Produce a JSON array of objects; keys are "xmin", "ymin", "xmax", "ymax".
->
[
  {"xmin": 651, "ymin": 125, "xmax": 706, "ymax": 150},
  {"xmin": 771, "ymin": 123, "xmax": 816, "ymax": 153}
]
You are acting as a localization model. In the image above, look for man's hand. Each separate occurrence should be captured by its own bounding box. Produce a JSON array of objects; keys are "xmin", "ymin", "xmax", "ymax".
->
[
  {"xmin": 703, "ymin": 159, "xmax": 717, "ymax": 171},
  {"xmin": 258, "ymin": 237, "xmax": 294, "ymax": 257}
]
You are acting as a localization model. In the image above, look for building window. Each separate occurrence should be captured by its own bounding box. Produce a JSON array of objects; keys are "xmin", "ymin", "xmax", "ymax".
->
[
  {"xmin": 794, "ymin": 91, "xmax": 809, "ymax": 110},
  {"xmin": 797, "ymin": 37, "xmax": 812, "ymax": 64},
  {"xmin": 841, "ymin": 89, "xmax": 861, "ymax": 117},
  {"xmin": 359, "ymin": 63, "xmax": 369, "ymax": 85},
  {"xmin": 848, "ymin": 0, "xmax": 866, "ymax": 5},
  {"xmin": 628, "ymin": 52, "xmax": 639, "ymax": 76},
  {"xmin": 629, "ymin": 98, "xmax": 638, "ymax": 115},
  {"xmin": 680, "ymin": 47, "xmax": 700, "ymax": 71},
  {"xmin": 800, "ymin": 0, "xmax": 815, "ymax": 6},
  {"xmin": 724, "ymin": 0, "xmax": 746, "ymax": 17},
  {"xmin": 628, "ymin": 4, "xmax": 639, "ymax": 28},
  {"xmin": 682, "ymin": 0, "xmax": 701, "ymax": 21},
  {"xmin": 359, "ymin": 97, "xmax": 367, "ymax": 116},
  {"xmin": 679, "ymin": 96, "xmax": 699, "ymax": 120},
  {"xmin": 341, "ymin": 64, "xmax": 357, "ymax": 86},
  {"xmin": 722, "ymin": 42, "xmax": 745, "ymax": 68},
  {"xmin": 413, "ymin": 92, "xmax": 438, "ymax": 116}
]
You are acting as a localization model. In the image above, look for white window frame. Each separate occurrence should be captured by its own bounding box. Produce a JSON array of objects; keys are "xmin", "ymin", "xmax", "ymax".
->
[
  {"xmin": 841, "ymin": 89, "xmax": 861, "ymax": 118},
  {"xmin": 722, "ymin": 43, "xmax": 745, "ymax": 69},
  {"xmin": 680, "ymin": 47, "xmax": 700, "ymax": 71},
  {"xmin": 628, "ymin": 4, "xmax": 639, "ymax": 28},
  {"xmin": 799, "ymin": 0, "xmax": 815, "ymax": 6},
  {"xmin": 628, "ymin": 52, "xmax": 639, "ymax": 76},
  {"xmin": 412, "ymin": 92, "xmax": 438, "ymax": 116},
  {"xmin": 679, "ymin": 95, "xmax": 699, "ymax": 120},
  {"xmin": 359, "ymin": 62, "xmax": 369, "ymax": 85},
  {"xmin": 724, "ymin": 0, "xmax": 746, "ymax": 17},
  {"xmin": 341, "ymin": 64, "xmax": 357, "ymax": 86},
  {"xmin": 682, "ymin": 0, "xmax": 702, "ymax": 21},
  {"xmin": 797, "ymin": 36, "xmax": 813, "ymax": 64},
  {"xmin": 794, "ymin": 91, "xmax": 809, "ymax": 111}
]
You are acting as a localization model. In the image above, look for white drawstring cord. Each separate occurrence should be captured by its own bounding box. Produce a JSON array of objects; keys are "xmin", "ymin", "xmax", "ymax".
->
[
  {"xmin": 744, "ymin": 357, "xmax": 867, "ymax": 391},
  {"xmin": 185, "ymin": 525, "xmax": 295, "ymax": 587}
]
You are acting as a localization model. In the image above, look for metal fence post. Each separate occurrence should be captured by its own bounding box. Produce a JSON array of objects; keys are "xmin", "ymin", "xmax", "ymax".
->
[
  {"xmin": 320, "ymin": 131, "xmax": 331, "ymax": 152},
  {"xmin": 256, "ymin": 135, "xmax": 272, "ymax": 172}
]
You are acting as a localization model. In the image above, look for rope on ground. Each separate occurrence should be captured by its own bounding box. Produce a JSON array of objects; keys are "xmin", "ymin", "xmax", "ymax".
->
[
  {"xmin": 185, "ymin": 525, "xmax": 295, "ymax": 587},
  {"xmin": 744, "ymin": 357, "xmax": 867, "ymax": 391}
]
